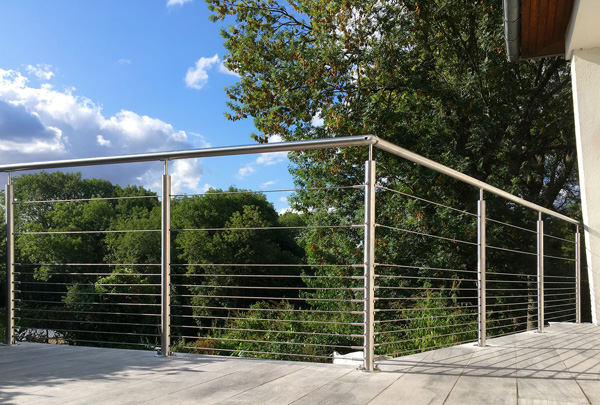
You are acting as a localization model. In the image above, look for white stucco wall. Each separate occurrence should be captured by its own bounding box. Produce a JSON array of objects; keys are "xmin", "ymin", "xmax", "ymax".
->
[
  {"xmin": 565, "ymin": 0, "xmax": 600, "ymax": 60},
  {"xmin": 571, "ymin": 47, "xmax": 600, "ymax": 324}
]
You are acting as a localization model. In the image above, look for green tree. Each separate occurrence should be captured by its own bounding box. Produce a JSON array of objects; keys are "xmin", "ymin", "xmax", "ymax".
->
[
  {"xmin": 171, "ymin": 188, "xmax": 305, "ymax": 340},
  {"xmin": 208, "ymin": 0, "xmax": 576, "ymax": 209},
  {"xmin": 205, "ymin": 0, "xmax": 580, "ymax": 352}
]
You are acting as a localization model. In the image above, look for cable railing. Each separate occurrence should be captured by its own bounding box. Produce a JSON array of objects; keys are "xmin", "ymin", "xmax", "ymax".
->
[{"xmin": 0, "ymin": 135, "xmax": 583, "ymax": 373}]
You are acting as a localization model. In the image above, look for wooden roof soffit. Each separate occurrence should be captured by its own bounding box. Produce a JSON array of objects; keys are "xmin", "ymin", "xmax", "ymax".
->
[{"xmin": 504, "ymin": 0, "xmax": 575, "ymax": 62}]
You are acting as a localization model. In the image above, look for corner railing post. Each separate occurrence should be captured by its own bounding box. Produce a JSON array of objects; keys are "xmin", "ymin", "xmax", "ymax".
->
[
  {"xmin": 362, "ymin": 148, "xmax": 376, "ymax": 372},
  {"xmin": 477, "ymin": 189, "xmax": 486, "ymax": 347},
  {"xmin": 576, "ymin": 226, "xmax": 581, "ymax": 324},
  {"xmin": 537, "ymin": 212, "xmax": 544, "ymax": 333},
  {"xmin": 5, "ymin": 178, "xmax": 14, "ymax": 345},
  {"xmin": 161, "ymin": 162, "xmax": 172, "ymax": 355}
]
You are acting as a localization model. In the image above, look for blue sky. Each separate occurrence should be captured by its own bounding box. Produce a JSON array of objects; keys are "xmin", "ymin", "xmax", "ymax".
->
[{"xmin": 0, "ymin": 0, "xmax": 293, "ymax": 211}]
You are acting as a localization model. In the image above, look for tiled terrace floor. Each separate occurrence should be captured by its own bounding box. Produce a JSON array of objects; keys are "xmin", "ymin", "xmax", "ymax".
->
[{"xmin": 2, "ymin": 323, "xmax": 600, "ymax": 404}]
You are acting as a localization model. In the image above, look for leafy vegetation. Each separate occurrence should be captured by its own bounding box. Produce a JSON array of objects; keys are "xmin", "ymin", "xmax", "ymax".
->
[{"xmin": 203, "ymin": 0, "xmax": 583, "ymax": 343}]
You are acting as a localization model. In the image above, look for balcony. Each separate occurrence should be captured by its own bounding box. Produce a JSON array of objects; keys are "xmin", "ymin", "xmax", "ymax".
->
[{"xmin": 0, "ymin": 135, "xmax": 587, "ymax": 402}]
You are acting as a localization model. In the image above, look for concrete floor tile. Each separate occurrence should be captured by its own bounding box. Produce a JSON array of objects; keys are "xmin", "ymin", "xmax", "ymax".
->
[
  {"xmin": 291, "ymin": 368, "xmax": 400, "ymax": 405},
  {"xmin": 368, "ymin": 371, "xmax": 460, "ymax": 405},
  {"xmin": 517, "ymin": 378, "xmax": 589, "ymax": 404},
  {"xmin": 444, "ymin": 375, "xmax": 517, "ymax": 405},
  {"xmin": 219, "ymin": 365, "xmax": 353, "ymax": 405}
]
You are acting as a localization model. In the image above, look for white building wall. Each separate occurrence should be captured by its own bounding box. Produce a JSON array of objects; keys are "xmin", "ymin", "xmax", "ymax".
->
[{"xmin": 571, "ymin": 47, "xmax": 600, "ymax": 324}]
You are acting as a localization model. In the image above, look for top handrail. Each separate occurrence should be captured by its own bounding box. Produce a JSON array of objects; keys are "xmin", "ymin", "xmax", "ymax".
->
[
  {"xmin": 0, "ymin": 135, "xmax": 377, "ymax": 172},
  {"xmin": 0, "ymin": 134, "xmax": 579, "ymax": 225},
  {"xmin": 375, "ymin": 139, "xmax": 580, "ymax": 225}
]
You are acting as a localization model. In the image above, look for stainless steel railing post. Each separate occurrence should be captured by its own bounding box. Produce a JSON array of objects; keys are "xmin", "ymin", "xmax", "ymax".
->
[
  {"xmin": 5, "ymin": 177, "xmax": 14, "ymax": 345},
  {"xmin": 160, "ymin": 162, "xmax": 172, "ymax": 355},
  {"xmin": 537, "ymin": 212, "xmax": 544, "ymax": 333},
  {"xmin": 576, "ymin": 226, "xmax": 581, "ymax": 324},
  {"xmin": 477, "ymin": 189, "xmax": 486, "ymax": 347},
  {"xmin": 362, "ymin": 149, "xmax": 376, "ymax": 372}
]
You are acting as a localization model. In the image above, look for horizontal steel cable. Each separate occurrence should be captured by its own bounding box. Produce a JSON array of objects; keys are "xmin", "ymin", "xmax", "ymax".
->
[
  {"xmin": 486, "ymin": 301, "xmax": 537, "ymax": 308},
  {"xmin": 16, "ymin": 229, "xmax": 160, "ymax": 235},
  {"xmin": 172, "ymin": 273, "xmax": 361, "ymax": 280},
  {"xmin": 543, "ymin": 254, "xmax": 576, "ymax": 262},
  {"xmin": 23, "ymin": 328, "xmax": 160, "ymax": 337},
  {"xmin": 14, "ymin": 308, "xmax": 160, "ymax": 317},
  {"xmin": 17, "ymin": 195, "xmax": 159, "ymax": 204},
  {"xmin": 375, "ymin": 328, "xmax": 477, "ymax": 347},
  {"xmin": 14, "ymin": 272, "xmax": 160, "ymax": 277},
  {"xmin": 172, "ymin": 284, "xmax": 361, "ymax": 291},
  {"xmin": 13, "ymin": 299, "xmax": 160, "ymax": 307},
  {"xmin": 544, "ymin": 233, "xmax": 576, "ymax": 244},
  {"xmin": 170, "ymin": 335, "xmax": 361, "ymax": 350},
  {"xmin": 486, "ymin": 271, "xmax": 536, "ymax": 278},
  {"xmin": 15, "ymin": 262, "xmax": 161, "ymax": 267},
  {"xmin": 374, "ymin": 296, "xmax": 475, "ymax": 301},
  {"xmin": 485, "ymin": 321, "xmax": 532, "ymax": 332},
  {"xmin": 376, "ymin": 224, "xmax": 477, "ymax": 246},
  {"xmin": 171, "ymin": 324, "xmax": 362, "ymax": 338},
  {"xmin": 384, "ymin": 338, "xmax": 477, "ymax": 357},
  {"xmin": 45, "ymin": 337, "xmax": 155, "ymax": 347},
  {"xmin": 374, "ymin": 274, "xmax": 478, "ymax": 283},
  {"xmin": 544, "ymin": 308, "xmax": 575, "ymax": 317},
  {"xmin": 168, "ymin": 344, "xmax": 333, "ymax": 360},
  {"xmin": 544, "ymin": 302, "xmax": 575, "ymax": 310},
  {"xmin": 172, "ymin": 294, "xmax": 363, "ymax": 302},
  {"xmin": 487, "ymin": 306, "xmax": 538, "ymax": 315},
  {"xmin": 486, "ymin": 245, "xmax": 537, "ymax": 256},
  {"xmin": 486, "ymin": 216, "xmax": 537, "ymax": 234},
  {"xmin": 13, "ymin": 317, "xmax": 160, "ymax": 327},
  {"xmin": 172, "ymin": 224, "xmax": 361, "ymax": 232},
  {"xmin": 374, "ymin": 320, "xmax": 478, "ymax": 335},
  {"xmin": 171, "ymin": 184, "xmax": 362, "ymax": 197},
  {"xmin": 13, "ymin": 290, "xmax": 160, "ymax": 296},
  {"xmin": 376, "ymin": 263, "xmax": 477, "ymax": 274},
  {"xmin": 173, "ymin": 314, "xmax": 362, "ymax": 326},
  {"xmin": 376, "ymin": 185, "xmax": 477, "ymax": 217},
  {"xmin": 172, "ymin": 263, "xmax": 362, "ymax": 268},
  {"xmin": 544, "ymin": 274, "xmax": 576, "ymax": 279},
  {"xmin": 14, "ymin": 281, "xmax": 160, "ymax": 287},
  {"xmin": 375, "ymin": 286, "xmax": 479, "ymax": 291},
  {"xmin": 170, "ymin": 305, "xmax": 362, "ymax": 315},
  {"xmin": 374, "ymin": 305, "xmax": 478, "ymax": 315}
]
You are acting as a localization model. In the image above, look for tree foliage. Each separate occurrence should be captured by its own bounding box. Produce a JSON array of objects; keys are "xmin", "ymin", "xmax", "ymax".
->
[
  {"xmin": 204, "ymin": 0, "xmax": 581, "ymax": 351},
  {"xmin": 208, "ymin": 0, "xmax": 577, "ymax": 208}
]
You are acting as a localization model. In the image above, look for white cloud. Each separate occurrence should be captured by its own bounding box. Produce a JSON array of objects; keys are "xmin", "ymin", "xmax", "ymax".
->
[
  {"xmin": 188, "ymin": 132, "xmax": 211, "ymax": 147},
  {"xmin": 136, "ymin": 160, "xmax": 205, "ymax": 195},
  {"xmin": 118, "ymin": 59, "xmax": 132, "ymax": 65},
  {"xmin": 25, "ymin": 64, "xmax": 54, "ymax": 81},
  {"xmin": 167, "ymin": 0, "xmax": 192, "ymax": 6},
  {"xmin": 235, "ymin": 134, "xmax": 288, "ymax": 179},
  {"xmin": 185, "ymin": 54, "xmax": 220, "ymax": 90},
  {"xmin": 185, "ymin": 54, "xmax": 239, "ymax": 90},
  {"xmin": 237, "ymin": 165, "xmax": 255, "ymax": 178},
  {"xmin": 260, "ymin": 181, "xmax": 275, "ymax": 188},
  {"xmin": 256, "ymin": 151, "xmax": 287, "ymax": 166},
  {"xmin": 96, "ymin": 135, "xmax": 111, "ymax": 147},
  {"xmin": 0, "ymin": 68, "xmax": 204, "ymax": 193},
  {"xmin": 171, "ymin": 159, "xmax": 204, "ymax": 194}
]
